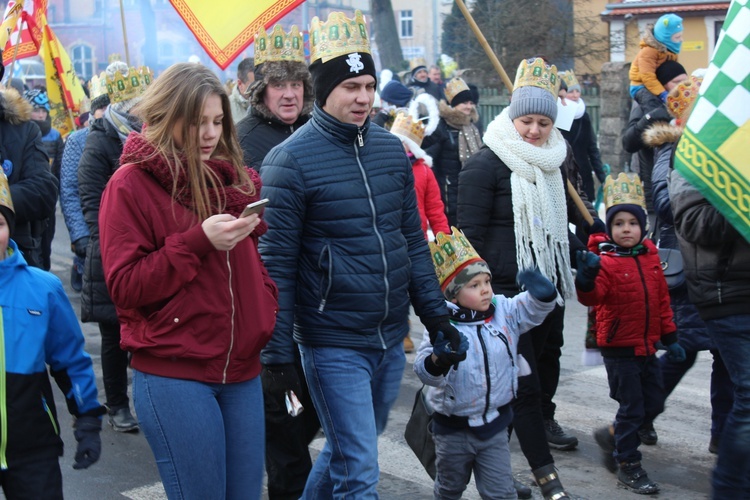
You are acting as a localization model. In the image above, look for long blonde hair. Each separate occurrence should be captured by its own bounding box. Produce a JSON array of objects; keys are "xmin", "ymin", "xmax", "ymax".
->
[{"xmin": 131, "ymin": 63, "xmax": 254, "ymax": 221}]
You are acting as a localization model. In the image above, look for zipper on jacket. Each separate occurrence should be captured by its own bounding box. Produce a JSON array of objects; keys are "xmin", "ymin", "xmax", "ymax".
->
[
  {"xmin": 635, "ymin": 259, "xmax": 651, "ymax": 355},
  {"xmin": 354, "ymin": 139, "xmax": 388, "ymax": 349},
  {"xmin": 318, "ymin": 245, "xmax": 333, "ymax": 313},
  {"xmin": 717, "ymin": 281, "xmax": 722, "ymax": 304},
  {"xmin": 0, "ymin": 310, "xmax": 7, "ymax": 469},
  {"xmin": 477, "ymin": 325, "xmax": 492, "ymax": 424},
  {"xmin": 222, "ymin": 252, "xmax": 236, "ymax": 384},
  {"xmin": 357, "ymin": 129, "xmax": 364, "ymax": 147}
]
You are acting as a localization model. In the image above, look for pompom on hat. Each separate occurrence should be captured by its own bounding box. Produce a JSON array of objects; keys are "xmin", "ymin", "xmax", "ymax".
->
[{"xmin": 508, "ymin": 58, "xmax": 560, "ymax": 122}]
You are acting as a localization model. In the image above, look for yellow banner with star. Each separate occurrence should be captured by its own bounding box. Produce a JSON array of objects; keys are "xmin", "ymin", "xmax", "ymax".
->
[{"xmin": 169, "ymin": 0, "xmax": 305, "ymax": 70}]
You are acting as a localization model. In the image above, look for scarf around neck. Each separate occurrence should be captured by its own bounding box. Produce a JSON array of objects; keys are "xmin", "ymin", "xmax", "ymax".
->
[
  {"xmin": 440, "ymin": 101, "xmax": 483, "ymax": 165},
  {"xmin": 573, "ymin": 98, "xmax": 586, "ymax": 120},
  {"xmin": 105, "ymin": 105, "xmax": 141, "ymax": 144},
  {"xmin": 120, "ymin": 132, "xmax": 267, "ymax": 237},
  {"xmin": 482, "ymin": 108, "xmax": 575, "ymax": 299}
]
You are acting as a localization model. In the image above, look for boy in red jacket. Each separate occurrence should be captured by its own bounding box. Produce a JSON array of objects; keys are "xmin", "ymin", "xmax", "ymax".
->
[{"xmin": 575, "ymin": 173, "xmax": 685, "ymax": 495}]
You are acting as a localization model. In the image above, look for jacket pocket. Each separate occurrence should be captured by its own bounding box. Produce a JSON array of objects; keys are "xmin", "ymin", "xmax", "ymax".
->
[
  {"xmin": 606, "ymin": 317, "xmax": 620, "ymax": 344},
  {"xmin": 317, "ymin": 244, "xmax": 333, "ymax": 313}
]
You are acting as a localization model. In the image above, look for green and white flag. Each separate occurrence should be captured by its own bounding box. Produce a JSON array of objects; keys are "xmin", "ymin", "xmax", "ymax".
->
[{"xmin": 674, "ymin": 0, "xmax": 750, "ymax": 242}]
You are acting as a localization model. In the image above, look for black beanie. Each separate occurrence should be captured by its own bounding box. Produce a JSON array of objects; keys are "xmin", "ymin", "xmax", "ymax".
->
[
  {"xmin": 380, "ymin": 80, "xmax": 412, "ymax": 107},
  {"xmin": 606, "ymin": 204, "xmax": 647, "ymax": 241},
  {"xmin": 450, "ymin": 89, "xmax": 473, "ymax": 107},
  {"xmin": 656, "ymin": 60, "xmax": 686, "ymax": 86},
  {"xmin": 310, "ymin": 52, "xmax": 377, "ymax": 106},
  {"xmin": 0, "ymin": 206, "xmax": 13, "ymax": 240}
]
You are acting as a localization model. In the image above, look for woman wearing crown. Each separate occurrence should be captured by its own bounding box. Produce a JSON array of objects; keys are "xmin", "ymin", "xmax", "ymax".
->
[{"xmin": 456, "ymin": 57, "xmax": 588, "ymax": 500}]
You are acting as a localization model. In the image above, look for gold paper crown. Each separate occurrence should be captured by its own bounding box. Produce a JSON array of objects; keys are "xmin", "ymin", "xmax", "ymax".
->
[
  {"xmin": 409, "ymin": 57, "xmax": 427, "ymax": 71},
  {"xmin": 309, "ymin": 10, "xmax": 371, "ymax": 64},
  {"xmin": 667, "ymin": 75, "xmax": 702, "ymax": 120},
  {"xmin": 559, "ymin": 70, "xmax": 579, "ymax": 90},
  {"xmin": 255, "ymin": 24, "xmax": 306, "ymax": 66},
  {"xmin": 429, "ymin": 227, "xmax": 483, "ymax": 290},
  {"xmin": 444, "ymin": 77, "xmax": 470, "ymax": 104},
  {"xmin": 514, "ymin": 57, "xmax": 559, "ymax": 97},
  {"xmin": 391, "ymin": 111, "xmax": 426, "ymax": 146},
  {"xmin": 603, "ymin": 173, "xmax": 646, "ymax": 211},
  {"xmin": 89, "ymin": 66, "xmax": 154, "ymax": 104},
  {"xmin": 0, "ymin": 171, "xmax": 14, "ymax": 215}
]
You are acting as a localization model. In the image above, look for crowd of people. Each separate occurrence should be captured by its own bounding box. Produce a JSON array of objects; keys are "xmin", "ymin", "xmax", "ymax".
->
[{"xmin": 0, "ymin": 8, "xmax": 747, "ymax": 500}]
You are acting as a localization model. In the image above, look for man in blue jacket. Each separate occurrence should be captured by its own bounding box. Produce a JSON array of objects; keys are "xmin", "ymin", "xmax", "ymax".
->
[{"xmin": 259, "ymin": 10, "xmax": 467, "ymax": 499}]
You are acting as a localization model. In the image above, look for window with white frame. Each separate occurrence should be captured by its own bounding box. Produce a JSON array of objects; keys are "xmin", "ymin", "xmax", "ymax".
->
[
  {"xmin": 400, "ymin": 10, "xmax": 413, "ymax": 39},
  {"xmin": 71, "ymin": 43, "xmax": 95, "ymax": 80}
]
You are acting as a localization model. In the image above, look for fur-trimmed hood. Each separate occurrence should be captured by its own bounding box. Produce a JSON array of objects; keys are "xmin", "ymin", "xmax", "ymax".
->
[
  {"xmin": 249, "ymin": 60, "xmax": 313, "ymax": 121},
  {"xmin": 0, "ymin": 88, "xmax": 32, "ymax": 125},
  {"xmin": 640, "ymin": 24, "xmax": 668, "ymax": 52},
  {"xmin": 438, "ymin": 99, "xmax": 479, "ymax": 127},
  {"xmin": 642, "ymin": 121, "xmax": 682, "ymax": 148}
]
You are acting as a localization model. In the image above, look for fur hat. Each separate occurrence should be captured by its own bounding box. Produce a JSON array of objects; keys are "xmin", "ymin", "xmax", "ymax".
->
[{"xmin": 249, "ymin": 60, "xmax": 314, "ymax": 120}]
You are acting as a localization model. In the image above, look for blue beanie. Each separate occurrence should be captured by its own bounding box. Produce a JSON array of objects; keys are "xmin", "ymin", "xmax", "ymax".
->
[
  {"xmin": 380, "ymin": 80, "xmax": 412, "ymax": 107},
  {"xmin": 653, "ymin": 14, "xmax": 683, "ymax": 54}
]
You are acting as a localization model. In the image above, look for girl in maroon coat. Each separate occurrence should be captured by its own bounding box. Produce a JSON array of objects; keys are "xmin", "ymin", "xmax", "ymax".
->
[{"xmin": 575, "ymin": 172, "xmax": 685, "ymax": 495}]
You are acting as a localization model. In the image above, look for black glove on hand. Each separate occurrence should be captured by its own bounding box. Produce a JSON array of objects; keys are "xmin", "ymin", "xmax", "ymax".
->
[
  {"xmin": 73, "ymin": 416, "xmax": 102, "ymax": 470},
  {"xmin": 575, "ymin": 250, "xmax": 601, "ymax": 292},
  {"xmin": 432, "ymin": 331, "xmax": 469, "ymax": 367},
  {"xmin": 72, "ymin": 237, "xmax": 89, "ymax": 258},
  {"xmin": 517, "ymin": 268, "xmax": 557, "ymax": 302},
  {"xmin": 422, "ymin": 315, "xmax": 463, "ymax": 350},
  {"xmin": 261, "ymin": 364, "xmax": 302, "ymax": 397},
  {"xmin": 638, "ymin": 106, "xmax": 672, "ymax": 130},
  {"xmin": 583, "ymin": 218, "xmax": 607, "ymax": 236}
]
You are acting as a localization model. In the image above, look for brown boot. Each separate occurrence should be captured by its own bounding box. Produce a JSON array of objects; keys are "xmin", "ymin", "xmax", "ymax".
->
[{"xmin": 403, "ymin": 336, "xmax": 414, "ymax": 353}]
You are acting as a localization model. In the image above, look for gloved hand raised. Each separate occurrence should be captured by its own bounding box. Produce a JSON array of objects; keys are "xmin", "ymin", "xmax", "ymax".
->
[
  {"xmin": 666, "ymin": 342, "xmax": 686, "ymax": 362},
  {"xmin": 73, "ymin": 416, "xmax": 102, "ymax": 470},
  {"xmin": 575, "ymin": 250, "xmax": 601, "ymax": 292},
  {"xmin": 422, "ymin": 315, "xmax": 464, "ymax": 351},
  {"xmin": 517, "ymin": 268, "xmax": 557, "ymax": 302},
  {"xmin": 432, "ymin": 331, "xmax": 469, "ymax": 368},
  {"xmin": 261, "ymin": 363, "xmax": 302, "ymax": 397},
  {"xmin": 583, "ymin": 218, "xmax": 606, "ymax": 236},
  {"xmin": 71, "ymin": 236, "xmax": 89, "ymax": 259}
]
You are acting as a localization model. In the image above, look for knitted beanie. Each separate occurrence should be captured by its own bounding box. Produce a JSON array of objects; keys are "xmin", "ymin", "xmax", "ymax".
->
[
  {"xmin": 444, "ymin": 260, "xmax": 492, "ymax": 301},
  {"xmin": 309, "ymin": 52, "xmax": 377, "ymax": 107},
  {"xmin": 653, "ymin": 14, "xmax": 684, "ymax": 53},
  {"xmin": 380, "ymin": 80, "xmax": 412, "ymax": 107},
  {"xmin": 656, "ymin": 60, "xmax": 686, "ymax": 86},
  {"xmin": 605, "ymin": 203, "xmax": 648, "ymax": 241},
  {"xmin": 508, "ymin": 86, "xmax": 558, "ymax": 121}
]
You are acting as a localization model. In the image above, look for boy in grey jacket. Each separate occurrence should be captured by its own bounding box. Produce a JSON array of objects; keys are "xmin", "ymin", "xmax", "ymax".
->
[{"xmin": 415, "ymin": 228, "xmax": 558, "ymax": 499}]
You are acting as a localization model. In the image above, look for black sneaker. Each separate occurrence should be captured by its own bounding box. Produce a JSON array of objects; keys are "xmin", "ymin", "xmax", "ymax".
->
[
  {"xmin": 709, "ymin": 435, "xmax": 720, "ymax": 454},
  {"xmin": 593, "ymin": 425, "xmax": 617, "ymax": 473},
  {"xmin": 108, "ymin": 407, "xmax": 139, "ymax": 433},
  {"xmin": 638, "ymin": 422, "xmax": 658, "ymax": 445},
  {"xmin": 513, "ymin": 478, "xmax": 532, "ymax": 499},
  {"xmin": 544, "ymin": 419, "xmax": 578, "ymax": 450},
  {"xmin": 617, "ymin": 461, "xmax": 659, "ymax": 495}
]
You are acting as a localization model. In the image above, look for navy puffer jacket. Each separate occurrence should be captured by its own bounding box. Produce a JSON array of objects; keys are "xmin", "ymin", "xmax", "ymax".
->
[{"xmin": 259, "ymin": 105, "xmax": 447, "ymax": 365}]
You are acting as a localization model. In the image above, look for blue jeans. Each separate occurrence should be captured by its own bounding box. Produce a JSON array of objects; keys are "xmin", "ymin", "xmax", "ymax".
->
[
  {"xmin": 133, "ymin": 370, "xmax": 265, "ymax": 500},
  {"xmin": 603, "ymin": 355, "xmax": 664, "ymax": 464},
  {"xmin": 299, "ymin": 344, "xmax": 406, "ymax": 499},
  {"xmin": 705, "ymin": 314, "xmax": 750, "ymax": 498}
]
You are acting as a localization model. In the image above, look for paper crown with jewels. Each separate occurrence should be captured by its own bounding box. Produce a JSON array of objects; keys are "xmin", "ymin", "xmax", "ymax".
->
[
  {"xmin": 559, "ymin": 70, "xmax": 579, "ymax": 90},
  {"xmin": 514, "ymin": 57, "xmax": 559, "ymax": 96},
  {"xmin": 429, "ymin": 227, "xmax": 484, "ymax": 291},
  {"xmin": 255, "ymin": 24, "xmax": 306, "ymax": 66},
  {"xmin": 603, "ymin": 173, "xmax": 647, "ymax": 211},
  {"xmin": 409, "ymin": 57, "xmax": 428, "ymax": 71},
  {"xmin": 444, "ymin": 77, "xmax": 470, "ymax": 104},
  {"xmin": 0, "ymin": 171, "xmax": 13, "ymax": 214},
  {"xmin": 391, "ymin": 110, "xmax": 426, "ymax": 146},
  {"xmin": 309, "ymin": 10, "xmax": 371, "ymax": 64},
  {"xmin": 89, "ymin": 66, "xmax": 153, "ymax": 104}
]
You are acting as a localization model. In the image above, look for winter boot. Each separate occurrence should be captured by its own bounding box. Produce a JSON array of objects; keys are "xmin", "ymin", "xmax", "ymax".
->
[
  {"xmin": 514, "ymin": 478, "xmax": 532, "ymax": 499},
  {"xmin": 532, "ymin": 463, "xmax": 570, "ymax": 500},
  {"xmin": 593, "ymin": 425, "xmax": 617, "ymax": 473},
  {"xmin": 637, "ymin": 421, "xmax": 658, "ymax": 445},
  {"xmin": 617, "ymin": 461, "xmax": 659, "ymax": 495},
  {"xmin": 544, "ymin": 419, "xmax": 578, "ymax": 450}
]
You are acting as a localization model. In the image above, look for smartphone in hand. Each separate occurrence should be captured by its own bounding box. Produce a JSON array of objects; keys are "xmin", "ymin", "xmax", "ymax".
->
[{"xmin": 240, "ymin": 198, "xmax": 269, "ymax": 218}]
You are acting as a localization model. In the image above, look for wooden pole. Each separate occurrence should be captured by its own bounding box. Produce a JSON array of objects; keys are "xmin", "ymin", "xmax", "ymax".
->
[
  {"xmin": 119, "ymin": 0, "xmax": 130, "ymax": 66},
  {"xmin": 6, "ymin": 18, "xmax": 24, "ymax": 87}
]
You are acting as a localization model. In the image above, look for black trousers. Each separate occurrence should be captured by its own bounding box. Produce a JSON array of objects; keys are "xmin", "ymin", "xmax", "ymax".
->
[
  {"xmin": 512, "ymin": 304, "xmax": 565, "ymax": 470},
  {"xmin": 261, "ymin": 360, "xmax": 321, "ymax": 500},
  {"xmin": 0, "ymin": 454, "xmax": 63, "ymax": 500},
  {"xmin": 99, "ymin": 321, "xmax": 130, "ymax": 409}
]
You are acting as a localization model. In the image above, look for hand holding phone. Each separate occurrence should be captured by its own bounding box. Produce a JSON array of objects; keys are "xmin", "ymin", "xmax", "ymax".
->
[{"xmin": 240, "ymin": 198, "xmax": 269, "ymax": 218}]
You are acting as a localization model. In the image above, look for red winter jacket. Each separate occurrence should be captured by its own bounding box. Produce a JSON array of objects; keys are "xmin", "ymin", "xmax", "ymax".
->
[
  {"xmin": 577, "ymin": 233, "xmax": 677, "ymax": 357},
  {"xmin": 412, "ymin": 157, "xmax": 450, "ymax": 238},
  {"xmin": 99, "ymin": 164, "xmax": 278, "ymax": 384}
]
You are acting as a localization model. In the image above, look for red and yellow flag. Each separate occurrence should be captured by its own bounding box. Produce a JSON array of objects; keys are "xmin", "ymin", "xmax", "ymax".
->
[
  {"xmin": 169, "ymin": 0, "xmax": 305, "ymax": 69},
  {"xmin": 2, "ymin": 0, "xmax": 47, "ymax": 65},
  {"xmin": 40, "ymin": 16, "xmax": 86, "ymax": 136}
]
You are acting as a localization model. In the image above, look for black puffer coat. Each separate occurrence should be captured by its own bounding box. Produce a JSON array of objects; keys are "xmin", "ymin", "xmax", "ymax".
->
[
  {"xmin": 237, "ymin": 108, "xmax": 309, "ymax": 172},
  {"xmin": 78, "ymin": 117, "xmax": 131, "ymax": 324}
]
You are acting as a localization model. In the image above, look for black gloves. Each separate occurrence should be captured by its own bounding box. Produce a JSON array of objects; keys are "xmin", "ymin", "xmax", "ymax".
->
[
  {"xmin": 638, "ymin": 107, "xmax": 672, "ymax": 131},
  {"xmin": 575, "ymin": 250, "xmax": 601, "ymax": 292},
  {"xmin": 261, "ymin": 363, "xmax": 302, "ymax": 397},
  {"xmin": 517, "ymin": 268, "xmax": 557, "ymax": 302},
  {"xmin": 432, "ymin": 331, "xmax": 469, "ymax": 367},
  {"xmin": 583, "ymin": 218, "xmax": 606, "ymax": 236},
  {"xmin": 73, "ymin": 416, "xmax": 102, "ymax": 470},
  {"xmin": 422, "ymin": 315, "xmax": 463, "ymax": 350},
  {"xmin": 71, "ymin": 237, "xmax": 89, "ymax": 258}
]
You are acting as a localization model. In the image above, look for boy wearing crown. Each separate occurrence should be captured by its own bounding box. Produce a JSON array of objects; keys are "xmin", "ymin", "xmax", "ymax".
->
[
  {"xmin": 575, "ymin": 173, "xmax": 685, "ymax": 495},
  {"xmin": 415, "ymin": 228, "xmax": 557, "ymax": 499}
]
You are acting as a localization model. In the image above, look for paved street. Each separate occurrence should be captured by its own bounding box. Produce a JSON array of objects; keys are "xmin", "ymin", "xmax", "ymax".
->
[{"xmin": 45, "ymin": 208, "xmax": 714, "ymax": 499}]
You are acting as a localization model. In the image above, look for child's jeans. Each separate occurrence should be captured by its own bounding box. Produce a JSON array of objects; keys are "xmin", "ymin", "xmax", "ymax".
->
[
  {"xmin": 630, "ymin": 85, "xmax": 667, "ymax": 115},
  {"xmin": 434, "ymin": 427, "xmax": 517, "ymax": 499},
  {"xmin": 603, "ymin": 355, "xmax": 665, "ymax": 464}
]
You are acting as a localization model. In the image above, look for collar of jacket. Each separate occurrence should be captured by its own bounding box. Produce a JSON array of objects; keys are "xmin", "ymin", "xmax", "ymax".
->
[
  {"xmin": 251, "ymin": 106, "xmax": 309, "ymax": 130},
  {"xmin": 312, "ymin": 103, "xmax": 370, "ymax": 145}
]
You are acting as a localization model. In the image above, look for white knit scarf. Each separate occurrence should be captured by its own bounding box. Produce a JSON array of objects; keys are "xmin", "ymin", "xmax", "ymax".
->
[{"xmin": 482, "ymin": 108, "xmax": 576, "ymax": 299}]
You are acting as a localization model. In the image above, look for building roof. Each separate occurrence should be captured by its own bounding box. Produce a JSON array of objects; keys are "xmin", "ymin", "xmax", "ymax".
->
[{"xmin": 602, "ymin": 0, "xmax": 729, "ymax": 17}]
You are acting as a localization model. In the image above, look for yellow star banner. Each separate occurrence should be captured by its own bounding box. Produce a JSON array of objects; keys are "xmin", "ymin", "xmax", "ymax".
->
[{"xmin": 169, "ymin": 0, "xmax": 305, "ymax": 69}]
